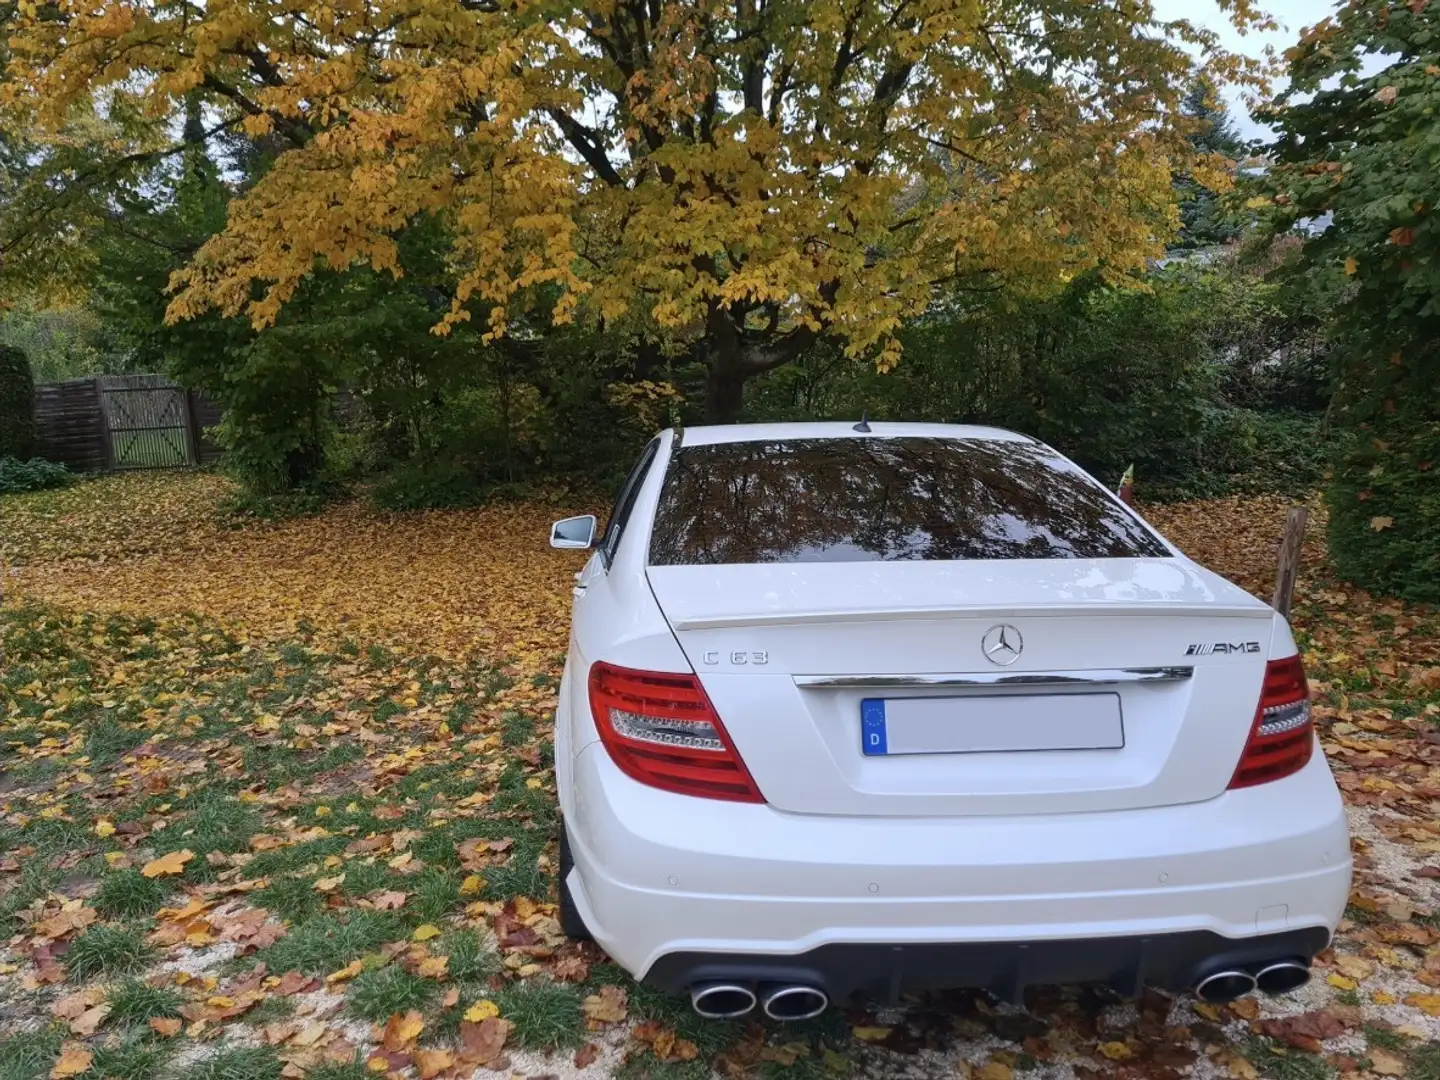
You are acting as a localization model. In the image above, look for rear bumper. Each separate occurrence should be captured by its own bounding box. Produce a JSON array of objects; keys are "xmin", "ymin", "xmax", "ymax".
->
[
  {"xmin": 644, "ymin": 927, "xmax": 1332, "ymax": 1002},
  {"xmin": 564, "ymin": 742, "xmax": 1351, "ymax": 993}
]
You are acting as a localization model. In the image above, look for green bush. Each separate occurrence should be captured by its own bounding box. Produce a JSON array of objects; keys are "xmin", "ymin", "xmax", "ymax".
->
[
  {"xmin": 0, "ymin": 344, "xmax": 36, "ymax": 459},
  {"xmin": 0, "ymin": 456, "xmax": 73, "ymax": 495},
  {"xmin": 1325, "ymin": 351, "xmax": 1440, "ymax": 605}
]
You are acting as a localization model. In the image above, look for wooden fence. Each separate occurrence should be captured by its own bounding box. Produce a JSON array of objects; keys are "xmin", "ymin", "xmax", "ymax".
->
[{"xmin": 33, "ymin": 374, "xmax": 223, "ymax": 472}]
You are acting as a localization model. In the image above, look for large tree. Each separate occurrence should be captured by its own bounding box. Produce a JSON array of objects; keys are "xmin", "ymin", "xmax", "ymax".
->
[
  {"xmin": 1251, "ymin": 0, "xmax": 1440, "ymax": 603},
  {"xmin": 5, "ymin": 1, "xmax": 1266, "ymax": 419}
]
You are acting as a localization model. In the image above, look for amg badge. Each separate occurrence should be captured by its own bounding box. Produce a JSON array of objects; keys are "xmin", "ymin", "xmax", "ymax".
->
[{"xmin": 1185, "ymin": 641, "xmax": 1261, "ymax": 656}]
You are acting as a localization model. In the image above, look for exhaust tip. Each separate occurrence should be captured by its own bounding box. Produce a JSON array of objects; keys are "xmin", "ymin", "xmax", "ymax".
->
[
  {"xmin": 691, "ymin": 982, "xmax": 757, "ymax": 1019},
  {"xmin": 761, "ymin": 985, "xmax": 829, "ymax": 1021},
  {"xmin": 1255, "ymin": 959, "xmax": 1311, "ymax": 996},
  {"xmin": 1195, "ymin": 969, "xmax": 1257, "ymax": 1003}
]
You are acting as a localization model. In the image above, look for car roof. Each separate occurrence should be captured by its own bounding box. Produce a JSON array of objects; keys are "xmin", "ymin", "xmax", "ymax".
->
[{"xmin": 675, "ymin": 421, "xmax": 1035, "ymax": 447}]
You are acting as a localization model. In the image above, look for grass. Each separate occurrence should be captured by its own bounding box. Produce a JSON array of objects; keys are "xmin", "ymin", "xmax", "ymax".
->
[
  {"xmin": 255, "ymin": 911, "xmax": 406, "ymax": 975},
  {"xmin": 345, "ymin": 965, "xmax": 439, "ymax": 1022},
  {"xmin": 494, "ymin": 980, "xmax": 586, "ymax": 1050},
  {"xmin": 1410, "ymin": 1043, "xmax": 1440, "ymax": 1080},
  {"xmin": 94, "ymin": 869, "xmax": 171, "ymax": 919},
  {"xmin": 88, "ymin": 1035, "xmax": 176, "ymax": 1080},
  {"xmin": 1241, "ymin": 1036, "xmax": 1334, "ymax": 1080},
  {"xmin": 106, "ymin": 976, "xmax": 184, "ymax": 1025},
  {"xmin": 185, "ymin": 1046, "xmax": 284, "ymax": 1080},
  {"xmin": 303, "ymin": 1061, "xmax": 374, "ymax": 1080},
  {"xmin": 1365, "ymin": 1026, "xmax": 1411, "ymax": 1053},
  {"xmin": 253, "ymin": 874, "xmax": 325, "ymax": 922},
  {"xmin": 63, "ymin": 923, "xmax": 153, "ymax": 980},
  {"xmin": 441, "ymin": 928, "xmax": 500, "ymax": 982},
  {"xmin": 0, "ymin": 1026, "xmax": 63, "ymax": 1080},
  {"xmin": 243, "ymin": 996, "xmax": 298, "ymax": 1025}
]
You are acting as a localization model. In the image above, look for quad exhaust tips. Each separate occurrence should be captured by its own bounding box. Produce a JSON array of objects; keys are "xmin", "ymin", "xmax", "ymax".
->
[
  {"xmin": 690, "ymin": 982, "xmax": 830, "ymax": 1020},
  {"xmin": 690, "ymin": 982, "xmax": 757, "ymax": 1019},
  {"xmin": 760, "ymin": 984, "xmax": 829, "ymax": 1021}
]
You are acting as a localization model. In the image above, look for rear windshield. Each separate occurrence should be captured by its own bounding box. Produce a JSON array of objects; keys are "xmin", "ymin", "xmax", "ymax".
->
[{"xmin": 648, "ymin": 437, "xmax": 1168, "ymax": 565}]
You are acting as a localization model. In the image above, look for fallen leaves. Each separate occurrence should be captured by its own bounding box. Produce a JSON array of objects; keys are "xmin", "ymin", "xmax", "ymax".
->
[
  {"xmin": 49, "ymin": 1044, "xmax": 92, "ymax": 1079},
  {"xmin": 583, "ymin": 984, "xmax": 628, "ymax": 1026},
  {"xmin": 142, "ymin": 849, "xmax": 194, "ymax": 878}
]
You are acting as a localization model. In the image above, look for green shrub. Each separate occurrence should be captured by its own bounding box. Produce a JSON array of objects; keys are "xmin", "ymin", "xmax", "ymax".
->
[
  {"xmin": 1326, "ymin": 368, "xmax": 1440, "ymax": 605},
  {"xmin": 0, "ymin": 456, "xmax": 72, "ymax": 495},
  {"xmin": 0, "ymin": 344, "xmax": 36, "ymax": 458}
]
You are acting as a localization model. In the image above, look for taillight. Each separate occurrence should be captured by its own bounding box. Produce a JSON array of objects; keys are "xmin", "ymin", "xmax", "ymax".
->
[
  {"xmin": 587, "ymin": 662, "xmax": 763, "ymax": 803},
  {"xmin": 1229, "ymin": 654, "xmax": 1314, "ymax": 789}
]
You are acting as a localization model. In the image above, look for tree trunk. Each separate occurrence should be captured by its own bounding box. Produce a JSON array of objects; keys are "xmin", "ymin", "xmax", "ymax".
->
[{"xmin": 705, "ymin": 358, "xmax": 747, "ymax": 423}]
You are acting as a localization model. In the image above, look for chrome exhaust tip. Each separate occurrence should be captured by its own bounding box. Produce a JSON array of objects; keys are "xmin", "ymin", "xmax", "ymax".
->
[
  {"xmin": 690, "ymin": 982, "xmax": 757, "ymax": 1019},
  {"xmin": 1195, "ymin": 969, "xmax": 1258, "ymax": 1003},
  {"xmin": 760, "ymin": 984, "xmax": 829, "ymax": 1021},
  {"xmin": 1255, "ymin": 959, "xmax": 1311, "ymax": 996}
]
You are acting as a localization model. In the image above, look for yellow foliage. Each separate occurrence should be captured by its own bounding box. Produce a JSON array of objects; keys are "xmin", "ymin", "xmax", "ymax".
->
[{"xmin": 2, "ymin": 0, "xmax": 1268, "ymax": 371}]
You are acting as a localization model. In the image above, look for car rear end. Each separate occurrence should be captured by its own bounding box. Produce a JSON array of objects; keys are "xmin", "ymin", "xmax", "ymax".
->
[{"xmin": 558, "ymin": 425, "xmax": 1350, "ymax": 1014}]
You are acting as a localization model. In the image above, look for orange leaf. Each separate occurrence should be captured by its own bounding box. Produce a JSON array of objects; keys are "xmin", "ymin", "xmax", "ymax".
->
[
  {"xmin": 50, "ymin": 1044, "xmax": 93, "ymax": 1079},
  {"xmin": 142, "ymin": 849, "xmax": 194, "ymax": 878},
  {"xmin": 381, "ymin": 1009, "xmax": 425, "ymax": 1052}
]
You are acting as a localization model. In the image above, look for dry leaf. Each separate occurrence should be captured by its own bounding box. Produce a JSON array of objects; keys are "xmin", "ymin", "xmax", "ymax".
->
[
  {"xmin": 149, "ymin": 1017, "xmax": 183, "ymax": 1037},
  {"xmin": 50, "ymin": 1044, "xmax": 93, "ymax": 1079},
  {"xmin": 142, "ymin": 849, "xmax": 194, "ymax": 878},
  {"xmin": 1370, "ymin": 1048, "xmax": 1405, "ymax": 1076},
  {"xmin": 582, "ymin": 985, "xmax": 628, "ymax": 1025},
  {"xmin": 411, "ymin": 923, "xmax": 441, "ymax": 941},
  {"xmin": 412, "ymin": 1048, "xmax": 456, "ymax": 1079},
  {"xmin": 574, "ymin": 1042, "xmax": 602, "ymax": 1068},
  {"xmin": 381, "ymin": 1009, "xmax": 425, "ymax": 1052},
  {"xmin": 464, "ymin": 999, "xmax": 499, "ymax": 1022}
]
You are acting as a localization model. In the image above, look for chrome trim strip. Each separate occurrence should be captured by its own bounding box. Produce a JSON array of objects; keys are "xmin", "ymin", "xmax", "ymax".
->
[{"xmin": 793, "ymin": 667, "xmax": 1194, "ymax": 688}]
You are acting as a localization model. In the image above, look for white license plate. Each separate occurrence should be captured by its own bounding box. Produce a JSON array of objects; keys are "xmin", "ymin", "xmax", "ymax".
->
[{"xmin": 860, "ymin": 693, "xmax": 1123, "ymax": 756}]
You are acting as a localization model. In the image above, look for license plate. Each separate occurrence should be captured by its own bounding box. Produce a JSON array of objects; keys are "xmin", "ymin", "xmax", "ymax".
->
[{"xmin": 860, "ymin": 693, "xmax": 1123, "ymax": 756}]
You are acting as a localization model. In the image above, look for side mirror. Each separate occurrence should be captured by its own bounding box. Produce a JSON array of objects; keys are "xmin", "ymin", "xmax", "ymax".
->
[{"xmin": 550, "ymin": 514, "xmax": 598, "ymax": 550}]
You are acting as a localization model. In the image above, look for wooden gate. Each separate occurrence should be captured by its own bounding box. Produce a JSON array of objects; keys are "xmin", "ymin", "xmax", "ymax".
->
[{"xmin": 98, "ymin": 375, "xmax": 197, "ymax": 469}]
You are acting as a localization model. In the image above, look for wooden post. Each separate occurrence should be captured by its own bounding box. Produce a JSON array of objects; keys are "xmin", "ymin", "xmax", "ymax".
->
[{"xmin": 1272, "ymin": 506, "xmax": 1309, "ymax": 619}]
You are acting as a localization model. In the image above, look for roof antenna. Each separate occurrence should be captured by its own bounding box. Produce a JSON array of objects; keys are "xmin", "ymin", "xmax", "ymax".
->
[{"xmin": 852, "ymin": 410, "xmax": 871, "ymax": 433}]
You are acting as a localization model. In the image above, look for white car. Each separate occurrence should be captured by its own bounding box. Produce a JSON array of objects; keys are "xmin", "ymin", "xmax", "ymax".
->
[{"xmin": 549, "ymin": 422, "xmax": 1350, "ymax": 1021}]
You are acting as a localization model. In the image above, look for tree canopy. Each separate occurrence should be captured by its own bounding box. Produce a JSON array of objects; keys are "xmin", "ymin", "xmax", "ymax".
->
[{"xmin": 3, "ymin": 0, "xmax": 1269, "ymax": 416}]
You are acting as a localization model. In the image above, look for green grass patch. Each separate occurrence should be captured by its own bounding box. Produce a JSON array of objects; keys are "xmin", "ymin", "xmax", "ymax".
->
[
  {"xmin": 303, "ymin": 1060, "xmax": 373, "ymax": 1080},
  {"xmin": 441, "ymin": 928, "xmax": 500, "ymax": 982},
  {"xmin": 253, "ymin": 874, "xmax": 325, "ymax": 923},
  {"xmin": 1409, "ymin": 1043, "xmax": 1440, "ymax": 1080},
  {"xmin": 1365, "ymin": 1027, "xmax": 1411, "ymax": 1053},
  {"xmin": 87, "ymin": 1034, "xmax": 175, "ymax": 1080},
  {"xmin": 256, "ymin": 911, "xmax": 406, "ymax": 975},
  {"xmin": 94, "ymin": 869, "xmax": 171, "ymax": 919},
  {"xmin": 63, "ymin": 923, "xmax": 153, "ymax": 981},
  {"xmin": 184, "ymin": 1046, "xmax": 284, "ymax": 1080},
  {"xmin": 106, "ymin": 977, "xmax": 184, "ymax": 1025},
  {"xmin": 0, "ymin": 1025, "xmax": 64, "ymax": 1080},
  {"xmin": 1241, "ymin": 1036, "xmax": 1334, "ymax": 1080},
  {"xmin": 243, "ymin": 996, "xmax": 298, "ymax": 1026},
  {"xmin": 345, "ymin": 965, "xmax": 439, "ymax": 1022},
  {"xmin": 494, "ymin": 980, "xmax": 585, "ymax": 1050}
]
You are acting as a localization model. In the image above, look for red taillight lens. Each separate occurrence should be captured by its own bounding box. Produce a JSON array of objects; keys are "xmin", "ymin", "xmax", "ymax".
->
[
  {"xmin": 587, "ymin": 662, "xmax": 764, "ymax": 803},
  {"xmin": 1229, "ymin": 654, "xmax": 1314, "ymax": 789}
]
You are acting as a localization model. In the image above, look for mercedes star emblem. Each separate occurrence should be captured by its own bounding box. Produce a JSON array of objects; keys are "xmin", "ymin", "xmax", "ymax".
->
[{"xmin": 981, "ymin": 624, "xmax": 1024, "ymax": 666}]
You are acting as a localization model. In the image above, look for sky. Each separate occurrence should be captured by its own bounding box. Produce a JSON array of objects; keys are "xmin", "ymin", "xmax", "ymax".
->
[{"xmin": 1154, "ymin": 0, "xmax": 1338, "ymax": 142}]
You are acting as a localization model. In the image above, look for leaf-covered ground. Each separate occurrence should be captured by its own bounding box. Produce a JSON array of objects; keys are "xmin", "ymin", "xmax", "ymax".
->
[{"xmin": 2, "ymin": 474, "xmax": 1439, "ymax": 1080}]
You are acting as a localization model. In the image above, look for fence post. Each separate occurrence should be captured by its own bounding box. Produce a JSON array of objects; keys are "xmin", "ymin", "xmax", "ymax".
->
[
  {"xmin": 183, "ymin": 388, "xmax": 202, "ymax": 466},
  {"xmin": 94, "ymin": 376, "xmax": 114, "ymax": 469},
  {"xmin": 1272, "ymin": 506, "xmax": 1308, "ymax": 620}
]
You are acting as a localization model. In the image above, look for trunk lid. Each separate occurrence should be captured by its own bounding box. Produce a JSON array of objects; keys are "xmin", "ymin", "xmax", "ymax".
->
[{"xmin": 647, "ymin": 559, "xmax": 1274, "ymax": 816}]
